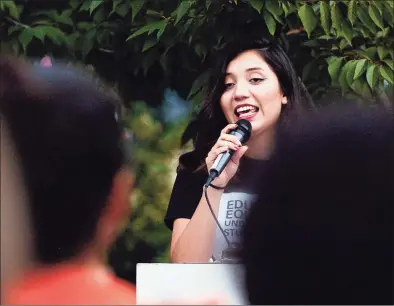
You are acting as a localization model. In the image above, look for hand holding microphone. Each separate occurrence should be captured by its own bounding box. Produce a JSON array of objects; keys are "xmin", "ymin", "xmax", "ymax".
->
[{"xmin": 205, "ymin": 119, "xmax": 252, "ymax": 188}]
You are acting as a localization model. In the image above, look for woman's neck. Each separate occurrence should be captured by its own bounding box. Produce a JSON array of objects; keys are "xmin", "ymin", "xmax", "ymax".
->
[{"xmin": 244, "ymin": 127, "xmax": 276, "ymax": 160}]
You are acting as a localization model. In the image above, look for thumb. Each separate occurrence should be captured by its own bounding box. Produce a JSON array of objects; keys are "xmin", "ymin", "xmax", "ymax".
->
[{"xmin": 231, "ymin": 145, "xmax": 248, "ymax": 164}]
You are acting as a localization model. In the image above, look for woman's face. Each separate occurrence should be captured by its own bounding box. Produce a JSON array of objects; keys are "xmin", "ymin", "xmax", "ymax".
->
[{"xmin": 220, "ymin": 50, "xmax": 287, "ymax": 138}]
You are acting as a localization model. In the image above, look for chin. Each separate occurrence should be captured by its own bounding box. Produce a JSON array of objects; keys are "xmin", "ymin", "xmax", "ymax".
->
[{"xmin": 250, "ymin": 121, "xmax": 274, "ymax": 136}]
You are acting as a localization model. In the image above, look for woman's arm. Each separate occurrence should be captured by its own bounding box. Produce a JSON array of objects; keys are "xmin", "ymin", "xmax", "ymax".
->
[
  {"xmin": 170, "ymin": 186, "xmax": 224, "ymax": 263},
  {"xmin": 169, "ymin": 124, "xmax": 248, "ymax": 263}
]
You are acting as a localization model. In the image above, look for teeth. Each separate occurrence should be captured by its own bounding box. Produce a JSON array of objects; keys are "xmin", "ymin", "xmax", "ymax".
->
[{"xmin": 235, "ymin": 105, "xmax": 257, "ymax": 115}]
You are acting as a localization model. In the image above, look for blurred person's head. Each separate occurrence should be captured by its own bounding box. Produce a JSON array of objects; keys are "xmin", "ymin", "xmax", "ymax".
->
[
  {"xmin": 1, "ymin": 117, "xmax": 33, "ymax": 286},
  {"xmin": 0, "ymin": 55, "xmax": 133, "ymax": 266},
  {"xmin": 241, "ymin": 104, "xmax": 394, "ymax": 304}
]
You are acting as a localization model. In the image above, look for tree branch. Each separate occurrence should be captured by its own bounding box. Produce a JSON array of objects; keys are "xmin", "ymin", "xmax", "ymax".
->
[{"xmin": 4, "ymin": 16, "xmax": 30, "ymax": 28}]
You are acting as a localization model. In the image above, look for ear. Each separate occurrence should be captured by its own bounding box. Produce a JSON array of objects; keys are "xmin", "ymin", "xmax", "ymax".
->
[
  {"xmin": 281, "ymin": 95, "xmax": 288, "ymax": 105},
  {"xmin": 108, "ymin": 168, "xmax": 134, "ymax": 219},
  {"xmin": 98, "ymin": 168, "xmax": 134, "ymax": 244}
]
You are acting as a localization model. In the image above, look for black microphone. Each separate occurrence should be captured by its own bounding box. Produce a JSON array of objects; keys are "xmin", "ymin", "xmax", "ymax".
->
[{"xmin": 205, "ymin": 119, "xmax": 252, "ymax": 187}]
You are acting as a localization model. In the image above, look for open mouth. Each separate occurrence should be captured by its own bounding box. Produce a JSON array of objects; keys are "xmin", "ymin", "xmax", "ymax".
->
[{"xmin": 234, "ymin": 104, "xmax": 259, "ymax": 119}]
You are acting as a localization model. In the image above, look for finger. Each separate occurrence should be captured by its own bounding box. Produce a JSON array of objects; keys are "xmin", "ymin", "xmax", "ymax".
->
[
  {"xmin": 219, "ymin": 134, "xmax": 242, "ymax": 147},
  {"xmin": 215, "ymin": 139, "xmax": 239, "ymax": 151},
  {"xmin": 231, "ymin": 145, "xmax": 248, "ymax": 165},
  {"xmin": 220, "ymin": 123, "xmax": 238, "ymax": 135},
  {"xmin": 206, "ymin": 145, "xmax": 229, "ymax": 163}
]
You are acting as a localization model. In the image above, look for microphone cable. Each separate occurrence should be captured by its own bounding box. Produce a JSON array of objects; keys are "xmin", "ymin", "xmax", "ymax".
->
[{"xmin": 203, "ymin": 183, "xmax": 232, "ymax": 250}]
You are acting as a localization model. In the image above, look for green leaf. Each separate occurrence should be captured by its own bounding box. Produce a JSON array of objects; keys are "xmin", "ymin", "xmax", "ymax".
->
[
  {"xmin": 131, "ymin": 0, "xmax": 144, "ymax": 21},
  {"xmin": 194, "ymin": 44, "xmax": 208, "ymax": 60},
  {"xmin": 338, "ymin": 62, "xmax": 350, "ymax": 94},
  {"xmin": 342, "ymin": 20, "xmax": 353, "ymax": 45},
  {"xmin": 360, "ymin": 79, "xmax": 373, "ymax": 97},
  {"xmin": 56, "ymin": 10, "xmax": 74, "ymax": 26},
  {"xmin": 368, "ymin": 4, "xmax": 385, "ymax": 30},
  {"xmin": 339, "ymin": 38, "xmax": 349, "ymax": 50},
  {"xmin": 115, "ymin": 3, "xmax": 129, "ymax": 18},
  {"xmin": 89, "ymin": 0, "xmax": 103, "ymax": 15},
  {"xmin": 331, "ymin": 5, "xmax": 342, "ymax": 34},
  {"xmin": 8, "ymin": 26, "xmax": 20, "ymax": 36},
  {"xmin": 67, "ymin": 32, "xmax": 79, "ymax": 49},
  {"xmin": 249, "ymin": 0, "xmax": 263, "ymax": 14},
  {"xmin": 81, "ymin": 28, "xmax": 96, "ymax": 58},
  {"xmin": 320, "ymin": 1, "xmax": 331, "ymax": 35},
  {"xmin": 360, "ymin": 73, "xmax": 375, "ymax": 93},
  {"xmin": 327, "ymin": 56, "xmax": 344, "ymax": 83},
  {"xmin": 372, "ymin": 0, "xmax": 383, "ymax": 14},
  {"xmin": 346, "ymin": 60, "xmax": 358, "ymax": 86},
  {"xmin": 69, "ymin": 0, "xmax": 80, "ymax": 10},
  {"xmin": 79, "ymin": 1, "xmax": 91, "ymax": 12},
  {"xmin": 298, "ymin": 4, "xmax": 318, "ymax": 38},
  {"xmin": 382, "ymin": 2, "xmax": 394, "ymax": 27},
  {"xmin": 379, "ymin": 65, "xmax": 394, "ymax": 85},
  {"xmin": 175, "ymin": 1, "xmax": 194, "ymax": 25},
  {"xmin": 357, "ymin": 6, "xmax": 377, "ymax": 33},
  {"xmin": 365, "ymin": 46, "xmax": 377, "ymax": 61},
  {"xmin": 93, "ymin": 6, "xmax": 106, "ymax": 23},
  {"xmin": 156, "ymin": 21, "xmax": 167, "ymax": 39},
  {"xmin": 265, "ymin": 0, "xmax": 283, "ymax": 23},
  {"xmin": 263, "ymin": 10, "xmax": 276, "ymax": 36},
  {"xmin": 266, "ymin": 0, "xmax": 283, "ymax": 16},
  {"xmin": 126, "ymin": 20, "xmax": 167, "ymax": 41},
  {"xmin": 38, "ymin": 26, "xmax": 67, "ymax": 45},
  {"xmin": 188, "ymin": 70, "xmax": 210, "ymax": 99},
  {"xmin": 205, "ymin": 0, "xmax": 212, "ymax": 10},
  {"xmin": 356, "ymin": 50, "xmax": 373, "ymax": 61},
  {"xmin": 347, "ymin": 0, "xmax": 357, "ymax": 25},
  {"xmin": 377, "ymin": 46, "xmax": 389, "ymax": 60},
  {"xmin": 191, "ymin": 85, "xmax": 207, "ymax": 107},
  {"xmin": 33, "ymin": 28, "xmax": 46, "ymax": 43},
  {"xmin": 77, "ymin": 22, "xmax": 93, "ymax": 31},
  {"xmin": 19, "ymin": 28, "xmax": 34, "ymax": 52},
  {"xmin": 349, "ymin": 77, "xmax": 360, "ymax": 95},
  {"xmin": 3, "ymin": 0, "xmax": 20, "ymax": 20},
  {"xmin": 109, "ymin": 0, "xmax": 119, "ymax": 16},
  {"xmin": 383, "ymin": 60, "xmax": 394, "ymax": 71},
  {"xmin": 353, "ymin": 59, "xmax": 368, "ymax": 80},
  {"xmin": 142, "ymin": 39, "xmax": 158, "ymax": 52}
]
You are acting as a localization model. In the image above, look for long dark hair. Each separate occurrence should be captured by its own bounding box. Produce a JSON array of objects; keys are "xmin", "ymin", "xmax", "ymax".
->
[{"xmin": 179, "ymin": 38, "xmax": 312, "ymax": 172}]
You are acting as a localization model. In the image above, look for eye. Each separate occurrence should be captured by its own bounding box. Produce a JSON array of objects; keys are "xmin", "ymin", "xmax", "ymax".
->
[
  {"xmin": 250, "ymin": 78, "xmax": 264, "ymax": 84},
  {"xmin": 224, "ymin": 82, "xmax": 235, "ymax": 90}
]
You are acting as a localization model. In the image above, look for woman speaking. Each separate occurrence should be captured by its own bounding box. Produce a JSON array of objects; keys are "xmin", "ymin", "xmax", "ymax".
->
[{"xmin": 164, "ymin": 39, "xmax": 311, "ymax": 263}]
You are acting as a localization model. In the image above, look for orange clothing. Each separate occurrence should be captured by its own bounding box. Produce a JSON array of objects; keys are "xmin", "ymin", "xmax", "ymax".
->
[{"xmin": 4, "ymin": 264, "xmax": 136, "ymax": 305}]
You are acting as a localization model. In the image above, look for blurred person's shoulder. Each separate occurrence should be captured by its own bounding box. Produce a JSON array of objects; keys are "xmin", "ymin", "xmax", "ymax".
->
[{"xmin": 5, "ymin": 264, "xmax": 136, "ymax": 305}]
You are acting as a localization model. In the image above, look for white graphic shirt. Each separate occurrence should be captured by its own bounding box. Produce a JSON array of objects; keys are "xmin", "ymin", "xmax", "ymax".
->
[{"xmin": 212, "ymin": 192, "xmax": 258, "ymax": 262}]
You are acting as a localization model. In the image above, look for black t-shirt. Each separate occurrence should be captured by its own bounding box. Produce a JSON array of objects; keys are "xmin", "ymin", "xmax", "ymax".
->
[{"xmin": 164, "ymin": 157, "xmax": 267, "ymax": 261}]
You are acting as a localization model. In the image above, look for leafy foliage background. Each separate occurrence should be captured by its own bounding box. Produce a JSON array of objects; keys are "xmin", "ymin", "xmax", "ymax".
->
[{"xmin": 1, "ymin": 0, "xmax": 393, "ymax": 283}]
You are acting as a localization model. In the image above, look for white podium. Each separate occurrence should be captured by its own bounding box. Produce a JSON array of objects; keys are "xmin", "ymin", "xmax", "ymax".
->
[{"xmin": 136, "ymin": 263, "xmax": 248, "ymax": 305}]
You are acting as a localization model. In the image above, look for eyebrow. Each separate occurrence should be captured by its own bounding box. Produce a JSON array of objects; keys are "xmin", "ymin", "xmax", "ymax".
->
[{"xmin": 225, "ymin": 67, "xmax": 264, "ymax": 76}]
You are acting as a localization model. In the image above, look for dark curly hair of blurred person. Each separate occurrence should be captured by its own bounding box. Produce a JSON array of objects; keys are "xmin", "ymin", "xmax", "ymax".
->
[{"xmin": 241, "ymin": 103, "xmax": 394, "ymax": 305}]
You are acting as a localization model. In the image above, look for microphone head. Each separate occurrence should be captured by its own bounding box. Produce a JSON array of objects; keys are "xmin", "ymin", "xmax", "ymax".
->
[{"xmin": 236, "ymin": 119, "xmax": 252, "ymax": 143}]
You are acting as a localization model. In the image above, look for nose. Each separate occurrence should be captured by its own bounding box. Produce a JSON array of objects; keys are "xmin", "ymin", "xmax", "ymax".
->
[{"xmin": 233, "ymin": 82, "xmax": 250, "ymax": 101}]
